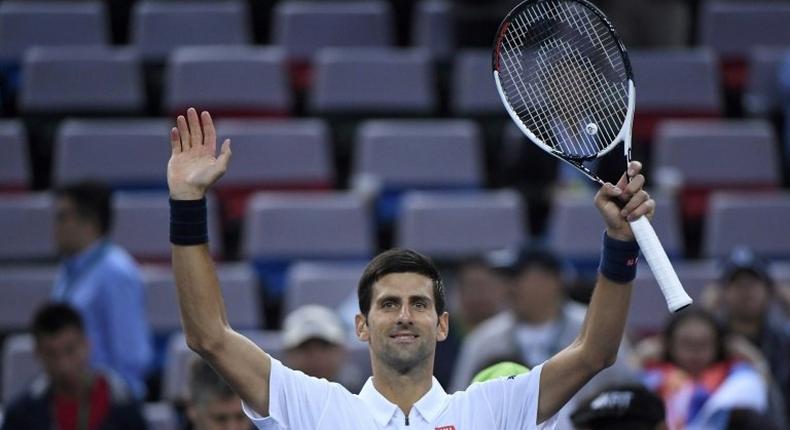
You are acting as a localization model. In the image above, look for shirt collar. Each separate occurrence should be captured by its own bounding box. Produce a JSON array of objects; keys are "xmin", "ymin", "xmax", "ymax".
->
[
  {"xmin": 64, "ymin": 240, "xmax": 106, "ymax": 276},
  {"xmin": 358, "ymin": 376, "xmax": 448, "ymax": 427}
]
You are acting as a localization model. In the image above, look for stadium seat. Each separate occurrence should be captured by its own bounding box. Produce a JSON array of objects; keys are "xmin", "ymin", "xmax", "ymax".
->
[
  {"xmin": 111, "ymin": 192, "xmax": 222, "ymax": 261},
  {"xmin": 142, "ymin": 263, "xmax": 261, "ymax": 333},
  {"xmin": 0, "ymin": 265, "xmax": 57, "ymax": 333},
  {"xmin": 164, "ymin": 46, "xmax": 291, "ymax": 116},
  {"xmin": 629, "ymin": 49, "xmax": 722, "ymax": 142},
  {"xmin": 353, "ymin": 119, "xmax": 483, "ymax": 224},
  {"xmin": 395, "ymin": 190, "xmax": 526, "ymax": 260},
  {"xmin": 0, "ymin": 1, "xmax": 107, "ymax": 62},
  {"xmin": 283, "ymin": 261, "xmax": 366, "ymax": 316},
  {"xmin": 547, "ymin": 191, "xmax": 683, "ymax": 271},
  {"xmin": 699, "ymin": 1, "xmax": 790, "ymax": 91},
  {"xmin": 743, "ymin": 47, "xmax": 789, "ymax": 117},
  {"xmin": 212, "ymin": 119, "xmax": 334, "ymax": 222},
  {"xmin": 310, "ymin": 48, "xmax": 436, "ymax": 115},
  {"xmin": 53, "ymin": 119, "xmax": 171, "ymax": 188},
  {"xmin": 413, "ymin": 0, "xmax": 455, "ymax": 62},
  {"xmin": 653, "ymin": 119, "xmax": 780, "ymax": 221},
  {"xmin": 143, "ymin": 403, "xmax": 177, "ymax": 430},
  {"xmin": 0, "ymin": 119, "xmax": 29, "ymax": 190},
  {"xmin": 1, "ymin": 334, "xmax": 41, "ymax": 403},
  {"xmin": 131, "ymin": 0, "xmax": 251, "ymax": 62},
  {"xmin": 0, "ymin": 193, "xmax": 55, "ymax": 262},
  {"xmin": 451, "ymin": 49, "xmax": 505, "ymax": 116},
  {"xmin": 704, "ymin": 192, "xmax": 790, "ymax": 259},
  {"xmin": 19, "ymin": 47, "xmax": 144, "ymax": 114}
]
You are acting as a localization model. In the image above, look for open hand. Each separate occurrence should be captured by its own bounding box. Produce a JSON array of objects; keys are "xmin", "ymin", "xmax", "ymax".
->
[
  {"xmin": 168, "ymin": 108, "xmax": 231, "ymax": 200},
  {"xmin": 594, "ymin": 161, "xmax": 655, "ymax": 241}
]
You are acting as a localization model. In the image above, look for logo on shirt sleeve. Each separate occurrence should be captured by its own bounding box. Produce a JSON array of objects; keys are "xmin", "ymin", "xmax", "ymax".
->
[{"xmin": 435, "ymin": 426, "xmax": 456, "ymax": 430}]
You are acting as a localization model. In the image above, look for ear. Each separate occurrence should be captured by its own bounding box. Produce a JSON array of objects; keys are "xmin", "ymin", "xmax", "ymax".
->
[
  {"xmin": 355, "ymin": 313, "xmax": 369, "ymax": 342},
  {"xmin": 436, "ymin": 311, "xmax": 450, "ymax": 342},
  {"xmin": 186, "ymin": 402, "xmax": 198, "ymax": 424}
]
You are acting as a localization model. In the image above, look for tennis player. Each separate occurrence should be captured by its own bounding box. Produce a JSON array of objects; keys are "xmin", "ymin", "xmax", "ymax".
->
[{"xmin": 167, "ymin": 108, "xmax": 654, "ymax": 429}]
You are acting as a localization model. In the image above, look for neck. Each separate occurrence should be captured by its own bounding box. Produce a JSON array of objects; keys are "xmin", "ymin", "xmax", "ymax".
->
[
  {"xmin": 729, "ymin": 316, "xmax": 763, "ymax": 338},
  {"xmin": 371, "ymin": 357, "xmax": 434, "ymax": 415},
  {"xmin": 518, "ymin": 301, "xmax": 561, "ymax": 324},
  {"xmin": 53, "ymin": 370, "xmax": 93, "ymax": 397}
]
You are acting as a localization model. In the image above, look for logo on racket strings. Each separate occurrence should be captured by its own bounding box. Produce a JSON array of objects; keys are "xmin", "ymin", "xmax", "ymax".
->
[{"xmin": 585, "ymin": 123, "xmax": 598, "ymax": 135}]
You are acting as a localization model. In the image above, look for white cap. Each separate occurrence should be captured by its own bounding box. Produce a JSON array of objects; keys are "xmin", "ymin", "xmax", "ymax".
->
[{"xmin": 282, "ymin": 305, "xmax": 346, "ymax": 349}]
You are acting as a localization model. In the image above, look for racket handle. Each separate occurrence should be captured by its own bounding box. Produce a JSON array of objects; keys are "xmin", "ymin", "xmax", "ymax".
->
[{"xmin": 628, "ymin": 216, "xmax": 692, "ymax": 312}]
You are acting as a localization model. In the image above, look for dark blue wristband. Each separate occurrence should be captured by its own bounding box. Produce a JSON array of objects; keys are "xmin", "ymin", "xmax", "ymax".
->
[
  {"xmin": 170, "ymin": 198, "xmax": 208, "ymax": 246},
  {"xmin": 599, "ymin": 231, "xmax": 640, "ymax": 283}
]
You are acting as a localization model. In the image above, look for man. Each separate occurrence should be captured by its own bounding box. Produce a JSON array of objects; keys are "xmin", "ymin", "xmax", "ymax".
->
[
  {"xmin": 2, "ymin": 303, "xmax": 146, "ymax": 430},
  {"xmin": 570, "ymin": 384, "xmax": 666, "ymax": 430},
  {"xmin": 282, "ymin": 304, "xmax": 364, "ymax": 392},
  {"xmin": 51, "ymin": 181, "xmax": 152, "ymax": 398},
  {"xmin": 186, "ymin": 359, "xmax": 252, "ymax": 430},
  {"xmin": 167, "ymin": 108, "xmax": 654, "ymax": 428}
]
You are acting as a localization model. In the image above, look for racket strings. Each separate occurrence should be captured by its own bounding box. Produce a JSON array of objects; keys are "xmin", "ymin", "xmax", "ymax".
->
[{"xmin": 496, "ymin": 0, "xmax": 629, "ymax": 158}]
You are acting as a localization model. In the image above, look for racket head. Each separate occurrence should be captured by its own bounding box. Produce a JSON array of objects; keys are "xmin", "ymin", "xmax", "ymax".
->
[{"xmin": 492, "ymin": 0, "xmax": 635, "ymax": 163}]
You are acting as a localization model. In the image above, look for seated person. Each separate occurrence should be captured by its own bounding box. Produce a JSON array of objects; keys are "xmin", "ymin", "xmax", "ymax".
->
[
  {"xmin": 186, "ymin": 359, "xmax": 252, "ymax": 430},
  {"xmin": 571, "ymin": 384, "xmax": 666, "ymax": 430}
]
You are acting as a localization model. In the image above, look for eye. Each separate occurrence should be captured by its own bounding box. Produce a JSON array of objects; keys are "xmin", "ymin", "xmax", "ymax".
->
[
  {"xmin": 414, "ymin": 300, "xmax": 428, "ymax": 309},
  {"xmin": 382, "ymin": 300, "xmax": 397, "ymax": 309}
]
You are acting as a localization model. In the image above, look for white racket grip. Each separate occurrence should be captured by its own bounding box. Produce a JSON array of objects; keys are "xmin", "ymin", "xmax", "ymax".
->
[{"xmin": 628, "ymin": 216, "xmax": 692, "ymax": 312}]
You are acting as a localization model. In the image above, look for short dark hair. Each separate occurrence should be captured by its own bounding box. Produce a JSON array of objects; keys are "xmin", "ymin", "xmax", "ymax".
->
[
  {"xmin": 497, "ymin": 247, "xmax": 563, "ymax": 279},
  {"xmin": 358, "ymin": 248, "xmax": 445, "ymax": 318},
  {"xmin": 56, "ymin": 181, "xmax": 113, "ymax": 235},
  {"xmin": 189, "ymin": 359, "xmax": 236, "ymax": 406},
  {"xmin": 31, "ymin": 303, "xmax": 84, "ymax": 340},
  {"xmin": 663, "ymin": 307, "xmax": 727, "ymax": 365}
]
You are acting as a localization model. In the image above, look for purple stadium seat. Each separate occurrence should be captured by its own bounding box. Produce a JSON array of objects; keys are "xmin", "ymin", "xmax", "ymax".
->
[
  {"xmin": 310, "ymin": 48, "xmax": 436, "ymax": 115},
  {"xmin": 396, "ymin": 190, "xmax": 526, "ymax": 259},
  {"xmin": 53, "ymin": 119, "xmax": 171, "ymax": 188},
  {"xmin": 142, "ymin": 263, "xmax": 261, "ymax": 333},
  {"xmin": 111, "ymin": 192, "xmax": 222, "ymax": 261},
  {"xmin": 19, "ymin": 47, "xmax": 144, "ymax": 113},
  {"xmin": 704, "ymin": 192, "xmax": 790, "ymax": 259},
  {"xmin": 131, "ymin": 0, "xmax": 250, "ymax": 62},
  {"xmin": 164, "ymin": 46, "xmax": 291, "ymax": 116},
  {"xmin": 0, "ymin": 120, "xmax": 29, "ymax": 190},
  {"xmin": 451, "ymin": 49, "xmax": 505, "ymax": 115},
  {"xmin": 744, "ymin": 47, "xmax": 790, "ymax": 116},
  {"xmin": 0, "ymin": 265, "xmax": 57, "ymax": 332},
  {"xmin": 0, "ymin": 1, "xmax": 107, "ymax": 62},
  {"xmin": 143, "ymin": 403, "xmax": 177, "ymax": 430},
  {"xmin": 0, "ymin": 193, "xmax": 55, "ymax": 261},
  {"xmin": 1, "ymin": 334, "xmax": 41, "ymax": 403},
  {"xmin": 413, "ymin": 0, "xmax": 455, "ymax": 62},
  {"xmin": 283, "ymin": 261, "xmax": 366, "ymax": 316}
]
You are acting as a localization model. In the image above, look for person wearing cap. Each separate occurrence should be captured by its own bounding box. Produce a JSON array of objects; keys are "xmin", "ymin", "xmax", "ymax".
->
[
  {"xmin": 281, "ymin": 305, "xmax": 363, "ymax": 392},
  {"xmin": 712, "ymin": 247, "xmax": 790, "ymax": 422},
  {"xmin": 166, "ymin": 108, "xmax": 656, "ymax": 429},
  {"xmin": 570, "ymin": 384, "xmax": 666, "ymax": 430}
]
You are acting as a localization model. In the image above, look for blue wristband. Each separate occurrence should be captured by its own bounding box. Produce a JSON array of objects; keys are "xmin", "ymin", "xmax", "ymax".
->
[
  {"xmin": 599, "ymin": 232, "xmax": 640, "ymax": 283},
  {"xmin": 170, "ymin": 198, "xmax": 208, "ymax": 245}
]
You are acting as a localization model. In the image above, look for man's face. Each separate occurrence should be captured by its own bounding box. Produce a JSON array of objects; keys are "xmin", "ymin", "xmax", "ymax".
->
[
  {"xmin": 54, "ymin": 197, "xmax": 95, "ymax": 256},
  {"xmin": 189, "ymin": 396, "xmax": 250, "ymax": 430},
  {"xmin": 669, "ymin": 317, "xmax": 718, "ymax": 377},
  {"xmin": 356, "ymin": 273, "xmax": 449, "ymax": 375},
  {"xmin": 509, "ymin": 267, "xmax": 563, "ymax": 321},
  {"xmin": 457, "ymin": 263, "xmax": 507, "ymax": 327},
  {"xmin": 285, "ymin": 338, "xmax": 345, "ymax": 381},
  {"xmin": 35, "ymin": 327, "xmax": 90, "ymax": 390},
  {"xmin": 723, "ymin": 271, "xmax": 770, "ymax": 321}
]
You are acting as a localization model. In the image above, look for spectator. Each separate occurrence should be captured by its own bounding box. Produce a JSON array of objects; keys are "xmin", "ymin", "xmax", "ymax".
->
[
  {"xmin": 51, "ymin": 181, "xmax": 152, "ymax": 398},
  {"xmin": 1, "ymin": 303, "xmax": 146, "ymax": 430},
  {"xmin": 186, "ymin": 359, "xmax": 252, "ymax": 430},
  {"xmin": 571, "ymin": 384, "xmax": 667, "ymax": 430},
  {"xmin": 452, "ymin": 257, "xmax": 508, "ymax": 337},
  {"xmin": 639, "ymin": 308, "xmax": 770, "ymax": 429},
  {"xmin": 282, "ymin": 305, "xmax": 364, "ymax": 392}
]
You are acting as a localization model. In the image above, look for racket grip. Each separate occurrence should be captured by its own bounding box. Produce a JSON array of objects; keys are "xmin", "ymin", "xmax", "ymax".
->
[{"xmin": 628, "ymin": 216, "xmax": 692, "ymax": 312}]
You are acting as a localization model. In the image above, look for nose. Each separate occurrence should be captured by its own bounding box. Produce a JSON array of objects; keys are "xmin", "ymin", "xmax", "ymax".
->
[{"xmin": 397, "ymin": 304, "xmax": 413, "ymax": 324}]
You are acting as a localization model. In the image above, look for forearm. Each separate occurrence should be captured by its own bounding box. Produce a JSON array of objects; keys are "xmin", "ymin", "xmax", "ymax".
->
[
  {"xmin": 172, "ymin": 244, "xmax": 230, "ymax": 351},
  {"xmin": 578, "ymin": 274, "xmax": 632, "ymax": 369}
]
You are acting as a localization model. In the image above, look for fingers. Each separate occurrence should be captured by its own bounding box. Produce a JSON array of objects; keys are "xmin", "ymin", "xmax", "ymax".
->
[
  {"xmin": 594, "ymin": 182, "xmax": 622, "ymax": 208},
  {"xmin": 176, "ymin": 115, "xmax": 190, "ymax": 150},
  {"xmin": 217, "ymin": 139, "xmax": 232, "ymax": 172},
  {"xmin": 170, "ymin": 127, "xmax": 181, "ymax": 153},
  {"xmin": 187, "ymin": 108, "xmax": 203, "ymax": 148},
  {"xmin": 201, "ymin": 111, "xmax": 216, "ymax": 153}
]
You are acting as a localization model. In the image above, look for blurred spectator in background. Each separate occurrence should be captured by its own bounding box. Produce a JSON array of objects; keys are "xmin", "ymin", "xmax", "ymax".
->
[
  {"xmin": 186, "ymin": 359, "xmax": 252, "ymax": 430},
  {"xmin": 593, "ymin": 0, "xmax": 690, "ymax": 47},
  {"xmin": 281, "ymin": 305, "xmax": 363, "ymax": 392},
  {"xmin": 451, "ymin": 247, "xmax": 636, "ymax": 426},
  {"xmin": 1, "ymin": 303, "xmax": 146, "ymax": 430},
  {"xmin": 571, "ymin": 383, "xmax": 667, "ymax": 430},
  {"xmin": 51, "ymin": 181, "xmax": 152, "ymax": 398},
  {"xmin": 638, "ymin": 308, "xmax": 776, "ymax": 429},
  {"xmin": 451, "ymin": 257, "xmax": 508, "ymax": 337}
]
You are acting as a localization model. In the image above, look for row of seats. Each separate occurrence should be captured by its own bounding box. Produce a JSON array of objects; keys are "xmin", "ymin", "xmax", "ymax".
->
[
  {"xmin": 1, "ymin": 188, "xmax": 789, "ymax": 264},
  {"xmin": 10, "ymin": 44, "xmax": 790, "ymax": 117},
  {"xmin": 1, "ymin": 0, "xmax": 789, "ymax": 64}
]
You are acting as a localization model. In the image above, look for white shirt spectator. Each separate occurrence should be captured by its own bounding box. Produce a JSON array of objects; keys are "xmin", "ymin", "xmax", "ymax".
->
[{"xmin": 243, "ymin": 358, "xmax": 559, "ymax": 429}]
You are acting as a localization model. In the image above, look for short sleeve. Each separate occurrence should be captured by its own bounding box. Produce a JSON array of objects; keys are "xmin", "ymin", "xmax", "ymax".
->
[{"xmin": 470, "ymin": 363, "xmax": 559, "ymax": 430}]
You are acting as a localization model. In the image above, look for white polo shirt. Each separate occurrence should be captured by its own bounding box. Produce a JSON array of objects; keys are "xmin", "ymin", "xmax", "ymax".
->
[{"xmin": 243, "ymin": 358, "xmax": 558, "ymax": 429}]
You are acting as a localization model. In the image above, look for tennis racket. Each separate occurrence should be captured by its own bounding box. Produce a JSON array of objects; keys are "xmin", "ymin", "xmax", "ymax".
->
[{"xmin": 492, "ymin": 0, "xmax": 692, "ymax": 312}]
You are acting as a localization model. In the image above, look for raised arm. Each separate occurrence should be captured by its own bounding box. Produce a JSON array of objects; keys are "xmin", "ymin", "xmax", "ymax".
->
[
  {"xmin": 168, "ymin": 108, "xmax": 272, "ymax": 416},
  {"xmin": 537, "ymin": 161, "xmax": 654, "ymax": 423}
]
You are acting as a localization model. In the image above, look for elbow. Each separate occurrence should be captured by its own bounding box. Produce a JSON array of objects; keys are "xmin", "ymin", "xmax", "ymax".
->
[{"xmin": 185, "ymin": 328, "xmax": 229, "ymax": 356}]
